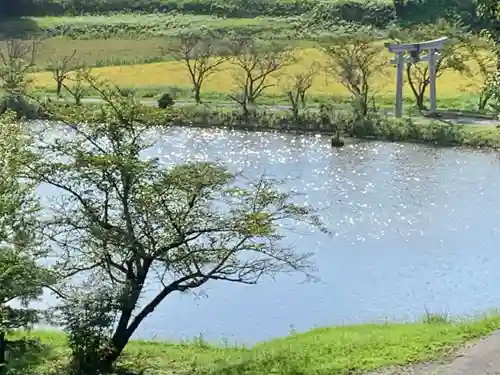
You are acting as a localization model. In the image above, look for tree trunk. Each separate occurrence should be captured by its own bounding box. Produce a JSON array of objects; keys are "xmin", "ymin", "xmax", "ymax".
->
[
  {"xmin": 288, "ymin": 92, "xmax": 299, "ymax": 121},
  {"xmin": 194, "ymin": 85, "xmax": 201, "ymax": 105},
  {"xmin": 0, "ymin": 331, "xmax": 6, "ymax": 374},
  {"xmin": 56, "ymin": 80, "xmax": 63, "ymax": 98},
  {"xmin": 242, "ymin": 100, "xmax": 249, "ymax": 118},
  {"xmin": 478, "ymin": 91, "xmax": 492, "ymax": 110},
  {"xmin": 496, "ymin": 49, "xmax": 500, "ymax": 72},
  {"xmin": 416, "ymin": 92, "xmax": 425, "ymax": 110},
  {"xmin": 99, "ymin": 328, "xmax": 133, "ymax": 372},
  {"xmin": 300, "ymin": 91, "xmax": 306, "ymax": 108}
]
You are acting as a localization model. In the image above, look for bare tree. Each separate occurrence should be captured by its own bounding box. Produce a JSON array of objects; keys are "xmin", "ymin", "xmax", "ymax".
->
[
  {"xmin": 62, "ymin": 67, "xmax": 90, "ymax": 106},
  {"xmin": 167, "ymin": 32, "xmax": 229, "ymax": 105},
  {"xmin": 323, "ymin": 30, "xmax": 385, "ymax": 117},
  {"xmin": 48, "ymin": 49, "xmax": 78, "ymax": 98},
  {"xmin": 391, "ymin": 20, "xmax": 472, "ymax": 110},
  {"xmin": 0, "ymin": 39, "xmax": 38, "ymax": 96},
  {"xmin": 228, "ymin": 38, "xmax": 294, "ymax": 116},
  {"xmin": 28, "ymin": 79, "xmax": 326, "ymax": 373},
  {"xmin": 285, "ymin": 62, "xmax": 319, "ymax": 119}
]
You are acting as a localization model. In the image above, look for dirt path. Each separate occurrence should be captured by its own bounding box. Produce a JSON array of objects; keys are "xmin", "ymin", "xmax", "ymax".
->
[{"xmin": 367, "ymin": 331, "xmax": 500, "ymax": 375}]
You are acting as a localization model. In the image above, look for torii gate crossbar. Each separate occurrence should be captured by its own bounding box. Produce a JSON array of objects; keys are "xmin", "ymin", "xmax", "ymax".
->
[{"xmin": 385, "ymin": 37, "xmax": 448, "ymax": 117}]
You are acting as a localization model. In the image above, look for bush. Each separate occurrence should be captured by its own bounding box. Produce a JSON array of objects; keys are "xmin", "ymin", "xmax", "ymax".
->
[
  {"xmin": 157, "ymin": 92, "xmax": 174, "ymax": 108},
  {"xmin": 307, "ymin": 0, "xmax": 396, "ymax": 29},
  {"xmin": 0, "ymin": 95, "xmax": 43, "ymax": 119},
  {"xmin": 19, "ymin": 0, "xmax": 316, "ymax": 17},
  {"xmin": 12, "ymin": 0, "xmax": 481, "ymax": 31},
  {"xmin": 60, "ymin": 285, "xmax": 119, "ymax": 375}
]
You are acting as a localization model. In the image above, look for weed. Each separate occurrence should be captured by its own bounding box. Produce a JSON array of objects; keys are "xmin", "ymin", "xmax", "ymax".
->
[{"xmin": 8, "ymin": 314, "xmax": 500, "ymax": 375}]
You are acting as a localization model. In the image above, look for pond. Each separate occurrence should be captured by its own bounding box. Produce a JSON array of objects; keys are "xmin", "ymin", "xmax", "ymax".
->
[{"xmin": 36, "ymin": 125, "xmax": 500, "ymax": 345}]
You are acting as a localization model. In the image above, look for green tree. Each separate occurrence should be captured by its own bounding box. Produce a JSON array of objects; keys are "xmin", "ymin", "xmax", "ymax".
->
[
  {"xmin": 0, "ymin": 39, "xmax": 40, "ymax": 118},
  {"xmin": 477, "ymin": 0, "xmax": 500, "ymax": 69},
  {"xmin": 322, "ymin": 28, "xmax": 386, "ymax": 117},
  {"xmin": 30, "ymin": 76, "xmax": 326, "ymax": 372},
  {"xmin": 228, "ymin": 38, "xmax": 294, "ymax": 116},
  {"xmin": 167, "ymin": 31, "xmax": 229, "ymax": 105},
  {"xmin": 0, "ymin": 111, "xmax": 49, "ymax": 373},
  {"xmin": 463, "ymin": 35, "xmax": 497, "ymax": 110}
]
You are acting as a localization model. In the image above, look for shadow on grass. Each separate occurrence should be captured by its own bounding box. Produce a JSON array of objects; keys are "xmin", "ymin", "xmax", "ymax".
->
[
  {"xmin": 5, "ymin": 338, "xmax": 53, "ymax": 375},
  {"xmin": 0, "ymin": 17, "xmax": 41, "ymax": 39}
]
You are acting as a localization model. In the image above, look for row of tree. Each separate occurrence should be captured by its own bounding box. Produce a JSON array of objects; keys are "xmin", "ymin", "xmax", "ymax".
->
[{"xmin": 6, "ymin": 22, "xmax": 494, "ymax": 121}]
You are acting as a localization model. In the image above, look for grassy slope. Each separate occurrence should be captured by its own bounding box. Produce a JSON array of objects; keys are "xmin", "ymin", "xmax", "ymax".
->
[{"xmin": 9, "ymin": 315, "xmax": 500, "ymax": 375}]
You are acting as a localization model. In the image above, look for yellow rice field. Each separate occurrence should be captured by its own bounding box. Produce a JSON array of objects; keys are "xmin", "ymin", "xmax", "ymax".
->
[{"xmin": 31, "ymin": 48, "xmax": 482, "ymax": 98}]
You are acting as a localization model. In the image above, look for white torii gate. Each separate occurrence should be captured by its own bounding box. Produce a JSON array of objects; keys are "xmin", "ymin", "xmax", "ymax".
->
[{"xmin": 385, "ymin": 37, "xmax": 448, "ymax": 117}]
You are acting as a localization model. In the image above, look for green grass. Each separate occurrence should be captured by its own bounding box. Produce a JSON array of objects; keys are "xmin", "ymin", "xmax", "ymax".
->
[
  {"xmin": 31, "ymin": 14, "xmax": 283, "ymax": 28},
  {"xmin": 32, "ymin": 83, "xmax": 491, "ymax": 115},
  {"xmin": 0, "ymin": 14, "xmax": 300, "ymax": 40},
  {"xmin": 7, "ymin": 314, "xmax": 500, "ymax": 375}
]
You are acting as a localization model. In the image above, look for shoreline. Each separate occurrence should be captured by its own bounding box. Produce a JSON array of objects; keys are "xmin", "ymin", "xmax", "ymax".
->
[
  {"xmin": 9, "ymin": 314, "xmax": 500, "ymax": 375},
  {"xmin": 46, "ymin": 101, "xmax": 500, "ymax": 150}
]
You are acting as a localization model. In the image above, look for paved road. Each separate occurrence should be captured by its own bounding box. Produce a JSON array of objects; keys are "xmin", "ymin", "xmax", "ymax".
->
[
  {"xmin": 50, "ymin": 97, "xmax": 500, "ymax": 127},
  {"xmin": 367, "ymin": 331, "xmax": 500, "ymax": 375}
]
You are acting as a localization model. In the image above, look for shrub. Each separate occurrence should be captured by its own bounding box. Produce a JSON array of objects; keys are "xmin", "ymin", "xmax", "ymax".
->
[
  {"xmin": 13, "ymin": 0, "xmax": 482, "ymax": 31},
  {"xmin": 0, "ymin": 95, "xmax": 43, "ymax": 119},
  {"xmin": 158, "ymin": 92, "xmax": 175, "ymax": 108}
]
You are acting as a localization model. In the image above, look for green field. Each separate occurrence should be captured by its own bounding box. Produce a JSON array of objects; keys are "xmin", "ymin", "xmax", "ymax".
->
[
  {"xmin": 8, "ymin": 314, "xmax": 500, "ymax": 375},
  {"xmin": 1, "ymin": 14, "xmax": 298, "ymax": 40}
]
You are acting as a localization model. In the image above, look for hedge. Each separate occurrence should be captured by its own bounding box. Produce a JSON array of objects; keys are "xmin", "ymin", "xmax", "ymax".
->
[{"xmin": 1, "ymin": 0, "xmax": 484, "ymax": 30}]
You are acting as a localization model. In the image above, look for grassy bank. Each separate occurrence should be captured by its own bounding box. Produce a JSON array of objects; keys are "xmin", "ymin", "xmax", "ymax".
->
[
  {"xmin": 45, "ymin": 102, "xmax": 500, "ymax": 149},
  {"xmin": 34, "ymin": 84, "xmax": 487, "ymax": 113},
  {"xmin": 8, "ymin": 314, "xmax": 500, "ymax": 375}
]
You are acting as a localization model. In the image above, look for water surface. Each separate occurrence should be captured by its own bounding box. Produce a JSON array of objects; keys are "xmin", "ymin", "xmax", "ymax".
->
[{"xmin": 38, "ymin": 126, "xmax": 500, "ymax": 344}]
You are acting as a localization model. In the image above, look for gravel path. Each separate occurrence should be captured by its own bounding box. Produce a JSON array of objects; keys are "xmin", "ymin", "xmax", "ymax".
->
[{"xmin": 366, "ymin": 331, "xmax": 500, "ymax": 375}]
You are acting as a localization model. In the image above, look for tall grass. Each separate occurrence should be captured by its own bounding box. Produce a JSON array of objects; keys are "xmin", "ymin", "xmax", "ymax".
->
[{"xmin": 9, "ymin": 313, "xmax": 500, "ymax": 375}]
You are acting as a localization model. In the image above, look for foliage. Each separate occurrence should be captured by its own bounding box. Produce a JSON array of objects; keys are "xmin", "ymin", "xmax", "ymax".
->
[
  {"xmin": 62, "ymin": 67, "xmax": 90, "ymax": 106},
  {"xmin": 487, "ymin": 71, "xmax": 500, "ymax": 121},
  {"xmin": 463, "ymin": 36, "xmax": 498, "ymax": 110},
  {"xmin": 0, "ymin": 39, "xmax": 44, "ymax": 119},
  {"xmin": 285, "ymin": 62, "xmax": 318, "ymax": 120},
  {"xmin": 47, "ymin": 49, "xmax": 79, "ymax": 98},
  {"xmin": 228, "ymin": 38, "xmax": 294, "ymax": 115},
  {"xmin": 477, "ymin": 0, "xmax": 500, "ymax": 67},
  {"xmin": 322, "ymin": 28, "xmax": 386, "ymax": 117},
  {"xmin": 306, "ymin": 0, "xmax": 396, "ymax": 30},
  {"xmin": 7, "ymin": 0, "xmax": 484, "ymax": 32},
  {"xmin": 27, "ymin": 79, "xmax": 326, "ymax": 371},
  {"xmin": 0, "ymin": 39, "xmax": 37, "ymax": 96},
  {"xmin": 59, "ymin": 281, "xmax": 120, "ymax": 375},
  {"xmin": 0, "ymin": 110, "xmax": 50, "ymax": 371},
  {"xmin": 157, "ymin": 92, "xmax": 174, "ymax": 108},
  {"xmin": 167, "ymin": 31, "xmax": 229, "ymax": 104},
  {"xmin": 9, "ymin": 314, "xmax": 500, "ymax": 375}
]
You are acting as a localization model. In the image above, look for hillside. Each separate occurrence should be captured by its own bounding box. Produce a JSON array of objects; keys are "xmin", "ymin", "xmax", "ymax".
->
[{"xmin": 0, "ymin": 0, "xmax": 483, "ymax": 30}]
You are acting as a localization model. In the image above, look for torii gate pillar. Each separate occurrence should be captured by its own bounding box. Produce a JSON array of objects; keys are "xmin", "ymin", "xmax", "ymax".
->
[{"xmin": 385, "ymin": 37, "xmax": 447, "ymax": 117}]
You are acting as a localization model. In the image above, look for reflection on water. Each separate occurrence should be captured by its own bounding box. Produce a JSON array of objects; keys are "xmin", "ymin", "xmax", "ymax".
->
[{"xmin": 36, "ymin": 125, "xmax": 500, "ymax": 344}]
